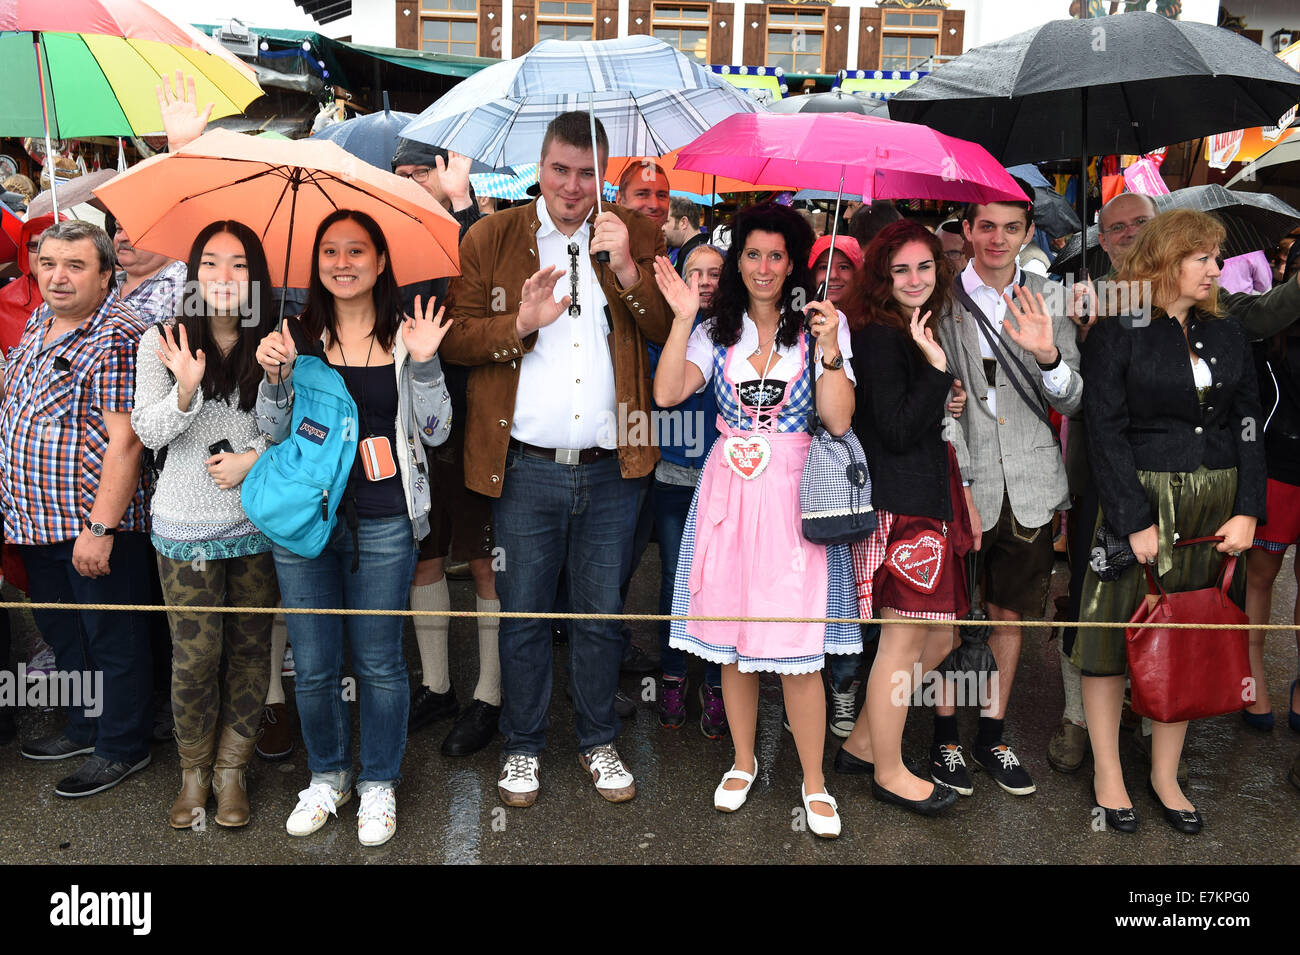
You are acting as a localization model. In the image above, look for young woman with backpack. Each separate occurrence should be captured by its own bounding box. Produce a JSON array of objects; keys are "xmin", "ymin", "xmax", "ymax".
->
[
  {"xmin": 131, "ymin": 220, "xmax": 278, "ymax": 830},
  {"xmin": 254, "ymin": 209, "xmax": 452, "ymax": 847}
]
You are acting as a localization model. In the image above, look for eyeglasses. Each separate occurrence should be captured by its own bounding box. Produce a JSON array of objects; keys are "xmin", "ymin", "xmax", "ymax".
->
[
  {"xmin": 567, "ymin": 242, "xmax": 580, "ymax": 317},
  {"xmin": 1102, "ymin": 216, "xmax": 1151, "ymax": 237},
  {"xmin": 398, "ymin": 167, "xmax": 433, "ymax": 183}
]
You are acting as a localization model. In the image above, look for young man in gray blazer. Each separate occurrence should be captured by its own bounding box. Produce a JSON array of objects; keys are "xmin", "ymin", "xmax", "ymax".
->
[{"xmin": 933, "ymin": 196, "xmax": 1082, "ymax": 798}]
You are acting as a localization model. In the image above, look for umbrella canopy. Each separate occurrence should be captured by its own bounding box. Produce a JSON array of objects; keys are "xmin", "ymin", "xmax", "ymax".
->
[
  {"xmin": 27, "ymin": 167, "xmax": 117, "ymax": 219},
  {"xmin": 675, "ymin": 112, "xmax": 1028, "ymax": 205},
  {"xmin": 1227, "ymin": 136, "xmax": 1300, "ymax": 191},
  {"xmin": 767, "ymin": 89, "xmax": 889, "ymax": 117},
  {"xmin": 312, "ymin": 102, "xmax": 421, "ymax": 172},
  {"xmin": 604, "ymin": 147, "xmax": 793, "ymax": 196},
  {"xmin": 888, "ymin": 12, "xmax": 1300, "ymax": 164},
  {"xmin": 398, "ymin": 35, "xmax": 761, "ymax": 169},
  {"xmin": 93, "ymin": 129, "xmax": 462, "ymax": 289},
  {"xmin": 1049, "ymin": 184, "xmax": 1300, "ymax": 277},
  {"xmin": 0, "ymin": 0, "xmax": 261, "ymax": 138}
]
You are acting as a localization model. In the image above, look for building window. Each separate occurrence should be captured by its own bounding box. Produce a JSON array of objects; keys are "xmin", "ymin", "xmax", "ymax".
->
[
  {"xmin": 537, "ymin": 1, "xmax": 595, "ymax": 42},
  {"xmin": 766, "ymin": 8, "xmax": 824, "ymax": 73},
  {"xmin": 653, "ymin": 4, "xmax": 710, "ymax": 64},
  {"xmin": 880, "ymin": 8, "xmax": 940, "ymax": 72},
  {"xmin": 421, "ymin": 0, "xmax": 478, "ymax": 56}
]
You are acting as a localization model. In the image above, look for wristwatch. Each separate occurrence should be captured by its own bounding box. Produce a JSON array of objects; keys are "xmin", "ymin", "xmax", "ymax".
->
[
  {"xmin": 86, "ymin": 521, "xmax": 116, "ymax": 537},
  {"xmin": 821, "ymin": 352, "xmax": 844, "ymax": 372}
]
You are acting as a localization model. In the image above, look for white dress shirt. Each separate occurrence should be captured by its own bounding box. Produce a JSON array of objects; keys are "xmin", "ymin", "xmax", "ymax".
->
[
  {"xmin": 511, "ymin": 196, "xmax": 618, "ymax": 450},
  {"xmin": 960, "ymin": 260, "xmax": 1070, "ymax": 418}
]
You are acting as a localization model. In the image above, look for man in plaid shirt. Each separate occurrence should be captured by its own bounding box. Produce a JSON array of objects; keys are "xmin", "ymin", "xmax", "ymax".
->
[{"xmin": 0, "ymin": 220, "xmax": 156, "ymax": 798}]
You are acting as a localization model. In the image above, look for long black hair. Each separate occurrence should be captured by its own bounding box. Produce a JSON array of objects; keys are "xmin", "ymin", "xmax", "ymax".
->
[
  {"xmin": 709, "ymin": 202, "xmax": 815, "ymax": 350},
  {"xmin": 175, "ymin": 220, "xmax": 275, "ymax": 413},
  {"xmin": 300, "ymin": 209, "xmax": 402, "ymax": 352}
]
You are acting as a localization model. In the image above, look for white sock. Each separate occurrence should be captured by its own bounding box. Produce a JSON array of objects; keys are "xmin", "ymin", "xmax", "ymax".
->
[
  {"xmin": 266, "ymin": 614, "xmax": 287, "ymax": 706},
  {"xmin": 474, "ymin": 596, "xmax": 502, "ymax": 707},
  {"xmin": 412, "ymin": 578, "xmax": 451, "ymax": 693},
  {"xmin": 1059, "ymin": 644, "xmax": 1085, "ymax": 726}
]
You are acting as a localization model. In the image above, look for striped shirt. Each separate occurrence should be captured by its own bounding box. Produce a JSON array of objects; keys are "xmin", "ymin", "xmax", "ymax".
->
[{"xmin": 0, "ymin": 292, "xmax": 151, "ymax": 544}]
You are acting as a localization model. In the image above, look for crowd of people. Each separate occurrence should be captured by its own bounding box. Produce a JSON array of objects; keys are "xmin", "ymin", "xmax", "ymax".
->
[{"xmin": 1, "ymin": 91, "xmax": 1299, "ymax": 848}]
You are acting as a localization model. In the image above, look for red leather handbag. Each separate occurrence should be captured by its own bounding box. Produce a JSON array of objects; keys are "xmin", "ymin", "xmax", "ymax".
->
[{"xmin": 1124, "ymin": 536, "xmax": 1251, "ymax": 724}]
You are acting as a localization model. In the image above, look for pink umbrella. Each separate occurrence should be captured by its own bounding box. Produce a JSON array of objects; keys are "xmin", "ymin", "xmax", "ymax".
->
[{"xmin": 675, "ymin": 112, "xmax": 1028, "ymax": 205}]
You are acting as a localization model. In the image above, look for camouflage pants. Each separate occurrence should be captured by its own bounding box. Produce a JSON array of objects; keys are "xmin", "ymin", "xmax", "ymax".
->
[{"xmin": 158, "ymin": 551, "xmax": 277, "ymax": 741}]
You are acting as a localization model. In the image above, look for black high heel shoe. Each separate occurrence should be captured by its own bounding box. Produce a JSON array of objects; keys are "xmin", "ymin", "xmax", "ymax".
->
[
  {"xmin": 1147, "ymin": 780, "xmax": 1202, "ymax": 835},
  {"xmin": 1091, "ymin": 783, "xmax": 1138, "ymax": 834}
]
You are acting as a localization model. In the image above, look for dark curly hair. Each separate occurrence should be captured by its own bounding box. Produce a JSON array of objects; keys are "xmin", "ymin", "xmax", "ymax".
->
[
  {"xmin": 709, "ymin": 202, "xmax": 815, "ymax": 350},
  {"xmin": 844, "ymin": 220, "xmax": 952, "ymax": 345}
]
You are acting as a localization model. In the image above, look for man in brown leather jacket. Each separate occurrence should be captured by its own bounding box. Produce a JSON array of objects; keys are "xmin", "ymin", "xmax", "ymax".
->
[{"xmin": 441, "ymin": 111, "xmax": 671, "ymax": 809}]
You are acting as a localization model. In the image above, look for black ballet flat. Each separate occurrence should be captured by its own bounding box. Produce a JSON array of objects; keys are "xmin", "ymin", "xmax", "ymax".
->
[
  {"xmin": 833, "ymin": 746, "xmax": 875, "ymax": 775},
  {"xmin": 871, "ymin": 779, "xmax": 957, "ymax": 816},
  {"xmin": 1147, "ymin": 780, "xmax": 1202, "ymax": 835},
  {"xmin": 1091, "ymin": 783, "xmax": 1138, "ymax": 833}
]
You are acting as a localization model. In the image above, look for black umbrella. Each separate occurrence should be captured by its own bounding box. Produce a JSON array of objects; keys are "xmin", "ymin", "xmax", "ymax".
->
[
  {"xmin": 1049, "ymin": 184, "xmax": 1300, "ymax": 276},
  {"xmin": 890, "ymin": 11, "xmax": 1300, "ymax": 277},
  {"xmin": 1030, "ymin": 185, "xmax": 1082, "ymax": 239},
  {"xmin": 767, "ymin": 89, "xmax": 890, "ymax": 117},
  {"xmin": 938, "ymin": 551, "xmax": 997, "ymax": 682}
]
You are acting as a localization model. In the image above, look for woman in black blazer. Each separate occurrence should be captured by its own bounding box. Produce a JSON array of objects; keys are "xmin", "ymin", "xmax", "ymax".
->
[
  {"xmin": 835, "ymin": 220, "xmax": 973, "ymax": 817},
  {"xmin": 1078, "ymin": 209, "xmax": 1266, "ymax": 835}
]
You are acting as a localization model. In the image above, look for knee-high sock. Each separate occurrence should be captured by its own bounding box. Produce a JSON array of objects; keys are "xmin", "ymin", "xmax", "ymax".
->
[
  {"xmin": 413, "ymin": 578, "xmax": 451, "ymax": 693},
  {"xmin": 266, "ymin": 613, "xmax": 287, "ymax": 706},
  {"xmin": 474, "ymin": 596, "xmax": 502, "ymax": 706},
  {"xmin": 1060, "ymin": 643, "xmax": 1085, "ymax": 726}
]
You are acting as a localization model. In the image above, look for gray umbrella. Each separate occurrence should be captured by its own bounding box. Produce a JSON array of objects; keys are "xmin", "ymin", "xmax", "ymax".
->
[
  {"xmin": 313, "ymin": 92, "xmax": 500, "ymax": 173},
  {"xmin": 1227, "ymin": 136, "xmax": 1300, "ymax": 192},
  {"xmin": 1049, "ymin": 184, "xmax": 1300, "ymax": 277},
  {"xmin": 767, "ymin": 89, "xmax": 890, "ymax": 117}
]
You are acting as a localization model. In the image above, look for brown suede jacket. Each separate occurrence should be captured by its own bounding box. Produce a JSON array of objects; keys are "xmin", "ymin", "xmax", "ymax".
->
[{"xmin": 441, "ymin": 199, "xmax": 672, "ymax": 496}]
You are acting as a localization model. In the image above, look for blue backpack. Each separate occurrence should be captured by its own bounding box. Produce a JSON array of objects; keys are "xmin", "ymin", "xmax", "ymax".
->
[{"xmin": 242, "ymin": 353, "xmax": 358, "ymax": 559}]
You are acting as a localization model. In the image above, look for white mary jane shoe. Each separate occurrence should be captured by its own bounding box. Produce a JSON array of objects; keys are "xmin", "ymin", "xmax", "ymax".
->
[
  {"xmin": 713, "ymin": 757, "xmax": 758, "ymax": 812},
  {"xmin": 802, "ymin": 784, "xmax": 842, "ymax": 838}
]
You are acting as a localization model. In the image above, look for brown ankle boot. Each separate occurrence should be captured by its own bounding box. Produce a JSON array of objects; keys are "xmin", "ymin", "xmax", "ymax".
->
[
  {"xmin": 170, "ymin": 731, "xmax": 214, "ymax": 830},
  {"xmin": 212, "ymin": 726, "xmax": 258, "ymax": 827}
]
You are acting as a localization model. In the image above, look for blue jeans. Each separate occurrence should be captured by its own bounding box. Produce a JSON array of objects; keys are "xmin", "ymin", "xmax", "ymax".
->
[
  {"xmin": 493, "ymin": 449, "xmax": 640, "ymax": 754},
  {"xmin": 653, "ymin": 479, "xmax": 720, "ymax": 687},
  {"xmin": 272, "ymin": 514, "xmax": 416, "ymax": 792},
  {"xmin": 18, "ymin": 532, "xmax": 155, "ymax": 763}
]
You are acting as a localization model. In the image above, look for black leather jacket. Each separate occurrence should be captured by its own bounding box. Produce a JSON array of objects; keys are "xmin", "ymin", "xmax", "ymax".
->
[{"xmin": 1083, "ymin": 307, "xmax": 1266, "ymax": 536}]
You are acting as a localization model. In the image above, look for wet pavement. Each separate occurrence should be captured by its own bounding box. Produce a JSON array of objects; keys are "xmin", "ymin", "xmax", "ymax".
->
[{"xmin": 2, "ymin": 548, "xmax": 1299, "ymax": 865}]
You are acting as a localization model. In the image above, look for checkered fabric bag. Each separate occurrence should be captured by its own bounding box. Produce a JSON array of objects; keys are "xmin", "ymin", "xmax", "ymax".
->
[{"xmin": 799, "ymin": 425, "xmax": 877, "ymax": 545}]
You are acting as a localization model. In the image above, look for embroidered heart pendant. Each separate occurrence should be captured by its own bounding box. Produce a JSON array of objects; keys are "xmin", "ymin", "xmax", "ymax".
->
[
  {"xmin": 722, "ymin": 435, "xmax": 771, "ymax": 481},
  {"xmin": 886, "ymin": 532, "xmax": 946, "ymax": 594}
]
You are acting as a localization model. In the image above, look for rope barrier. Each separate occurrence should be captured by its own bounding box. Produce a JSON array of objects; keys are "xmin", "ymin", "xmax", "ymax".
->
[{"xmin": 1, "ymin": 601, "xmax": 1296, "ymax": 630}]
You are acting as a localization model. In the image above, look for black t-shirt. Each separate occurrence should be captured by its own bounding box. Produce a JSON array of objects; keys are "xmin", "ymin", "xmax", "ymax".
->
[{"xmin": 331, "ymin": 362, "xmax": 406, "ymax": 518}]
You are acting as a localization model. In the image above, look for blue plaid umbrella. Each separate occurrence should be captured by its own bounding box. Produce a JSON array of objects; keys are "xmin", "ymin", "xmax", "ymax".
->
[
  {"xmin": 469, "ymin": 163, "xmax": 617, "ymax": 201},
  {"xmin": 399, "ymin": 35, "xmax": 761, "ymax": 170}
]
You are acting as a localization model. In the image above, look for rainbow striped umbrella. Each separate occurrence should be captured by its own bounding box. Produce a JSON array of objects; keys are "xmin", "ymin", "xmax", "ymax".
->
[{"xmin": 0, "ymin": 0, "xmax": 262, "ymax": 213}]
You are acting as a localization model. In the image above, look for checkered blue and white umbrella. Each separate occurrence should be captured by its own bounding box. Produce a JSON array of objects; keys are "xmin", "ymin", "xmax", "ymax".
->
[
  {"xmin": 468, "ymin": 163, "xmax": 619, "ymax": 202},
  {"xmin": 400, "ymin": 35, "xmax": 762, "ymax": 169}
]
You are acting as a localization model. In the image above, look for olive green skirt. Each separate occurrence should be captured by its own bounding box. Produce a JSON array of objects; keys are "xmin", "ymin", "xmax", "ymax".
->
[{"xmin": 1071, "ymin": 466, "xmax": 1246, "ymax": 677}]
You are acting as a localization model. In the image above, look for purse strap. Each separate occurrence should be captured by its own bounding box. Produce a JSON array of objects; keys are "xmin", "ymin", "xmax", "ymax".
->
[{"xmin": 1141, "ymin": 535, "xmax": 1236, "ymax": 597}]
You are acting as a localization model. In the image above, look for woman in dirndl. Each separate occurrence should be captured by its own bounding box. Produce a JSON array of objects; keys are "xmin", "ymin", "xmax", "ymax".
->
[
  {"xmin": 652, "ymin": 202, "xmax": 858, "ymax": 838},
  {"xmin": 836, "ymin": 220, "xmax": 973, "ymax": 817},
  {"xmin": 1077, "ymin": 208, "xmax": 1266, "ymax": 835}
]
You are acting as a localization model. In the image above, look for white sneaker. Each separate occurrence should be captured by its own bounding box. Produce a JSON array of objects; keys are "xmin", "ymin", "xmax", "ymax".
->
[
  {"xmin": 579, "ymin": 743, "xmax": 636, "ymax": 803},
  {"xmin": 281, "ymin": 645, "xmax": 295, "ymax": 678},
  {"xmin": 829, "ymin": 679, "xmax": 860, "ymax": 739},
  {"xmin": 357, "ymin": 786, "xmax": 397, "ymax": 847},
  {"xmin": 285, "ymin": 781, "xmax": 350, "ymax": 836},
  {"xmin": 713, "ymin": 756, "xmax": 758, "ymax": 812},
  {"xmin": 498, "ymin": 754, "xmax": 541, "ymax": 807}
]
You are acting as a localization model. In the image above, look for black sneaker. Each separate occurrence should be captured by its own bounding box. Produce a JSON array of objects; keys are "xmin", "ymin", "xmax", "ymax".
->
[
  {"xmin": 21, "ymin": 733, "xmax": 96, "ymax": 761},
  {"xmin": 930, "ymin": 742, "xmax": 974, "ymax": 796},
  {"xmin": 971, "ymin": 742, "xmax": 1037, "ymax": 796},
  {"xmin": 441, "ymin": 699, "xmax": 502, "ymax": 756},
  {"xmin": 656, "ymin": 676, "xmax": 688, "ymax": 729},
  {"xmin": 620, "ymin": 638, "xmax": 657, "ymax": 674},
  {"xmin": 410, "ymin": 684, "xmax": 459, "ymax": 732},
  {"xmin": 54, "ymin": 754, "xmax": 151, "ymax": 798},
  {"xmin": 614, "ymin": 689, "xmax": 636, "ymax": 719}
]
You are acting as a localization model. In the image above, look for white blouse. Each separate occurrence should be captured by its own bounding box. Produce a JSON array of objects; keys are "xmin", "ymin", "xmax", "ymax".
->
[{"xmin": 685, "ymin": 311, "xmax": 856, "ymax": 393}]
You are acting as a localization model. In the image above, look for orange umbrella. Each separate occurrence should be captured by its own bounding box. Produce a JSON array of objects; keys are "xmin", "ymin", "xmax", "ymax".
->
[
  {"xmin": 93, "ymin": 128, "xmax": 460, "ymax": 289},
  {"xmin": 606, "ymin": 147, "xmax": 793, "ymax": 196}
]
